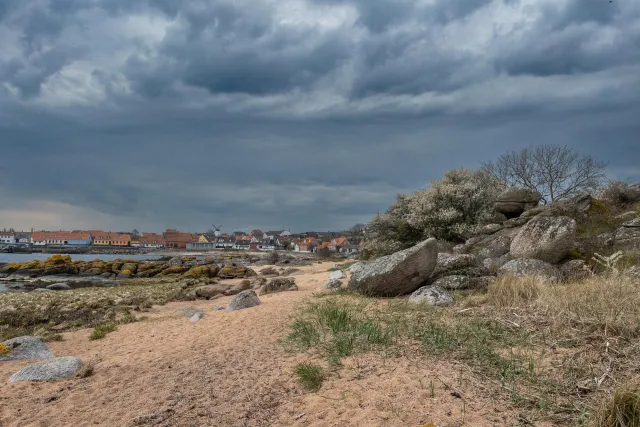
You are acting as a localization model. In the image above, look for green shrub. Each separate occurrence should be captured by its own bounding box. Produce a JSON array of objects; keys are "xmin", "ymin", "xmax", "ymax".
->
[
  {"xmin": 89, "ymin": 323, "xmax": 117, "ymax": 340},
  {"xmin": 294, "ymin": 363, "xmax": 324, "ymax": 391},
  {"xmin": 361, "ymin": 169, "xmax": 502, "ymax": 258}
]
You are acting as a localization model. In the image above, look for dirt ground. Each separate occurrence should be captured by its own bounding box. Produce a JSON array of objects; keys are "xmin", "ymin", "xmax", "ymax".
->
[{"xmin": 0, "ymin": 262, "xmax": 539, "ymax": 427}]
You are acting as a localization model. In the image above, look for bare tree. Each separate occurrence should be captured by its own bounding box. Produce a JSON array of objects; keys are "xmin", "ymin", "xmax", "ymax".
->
[{"xmin": 481, "ymin": 144, "xmax": 608, "ymax": 203}]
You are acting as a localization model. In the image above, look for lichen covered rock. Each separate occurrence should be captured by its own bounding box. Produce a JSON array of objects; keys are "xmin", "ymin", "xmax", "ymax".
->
[{"xmin": 510, "ymin": 215, "xmax": 577, "ymax": 264}]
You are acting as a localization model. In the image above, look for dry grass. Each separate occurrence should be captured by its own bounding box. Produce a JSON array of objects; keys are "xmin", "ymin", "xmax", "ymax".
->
[
  {"xmin": 590, "ymin": 379, "xmax": 640, "ymax": 427},
  {"xmin": 488, "ymin": 273, "xmax": 640, "ymax": 338},
  {"xmin": 488, "ymin": 275, "xmax": 544, "ymax": 308}
]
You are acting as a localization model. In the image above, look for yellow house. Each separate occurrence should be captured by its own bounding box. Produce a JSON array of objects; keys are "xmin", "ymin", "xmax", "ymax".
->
[
  {"xmin": 198, "ymin": 234, "xmax": 210, "ymax": 243},
  {"xmin": 93, "ymin": 235, "xmax": 111, "ymax": 246}
]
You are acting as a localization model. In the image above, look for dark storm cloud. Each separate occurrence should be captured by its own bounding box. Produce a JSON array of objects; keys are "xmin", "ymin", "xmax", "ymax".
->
[{"xmin": 0, "ymin": 0, "xmax": 639, "ymax": 232}]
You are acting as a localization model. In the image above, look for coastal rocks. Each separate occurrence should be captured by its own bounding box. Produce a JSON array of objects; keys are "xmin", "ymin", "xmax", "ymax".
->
[
  {"xmin": 0, "ymin": 336, "xmax": 54, "ymax": 361},
  {"xmin": 258, "ymin": 277, "xmax": 298, "ymax": 295},
  {"xmin": 498, "ymin": 259, "xmax": 560, "ymax": 282},
  {"xmin": 194, "ymin": 285, "xmax": 225, "ymax": 299},
  {"xmin": 183, "ymin": 265, "xmax": 219, "ymax": 279},
  {"xmin": 325, "ymin": 279, "xmax": 343, "ymax": 290},
  {"xmin": 349, "ymin": 238, "xmax": 438, "ymax": 296},
  {"xmin": 280, "ymin": 268, "xmax": 303, "ymax": 276},
  {"xmin": 9, "ymin": 356, "xmax": 83, "ymax": 383},
  {"xmin": 259, "ymin": 267, "xmax": 279, "ymax": 277},
  {"xmin": 46, "ymin": 283, "xmax": 71, "ymax": 291},
  {"xmin": 494, "ymin": 188, "xmax": 542, "ymax": 218},
  {"xmin": 510, "ymin": 216, "xmax": 577, "ymax": 263},
  {"xmin": 159, "ymin": 266, "xmax": 190, "ymax": 276},
  {"xmin": 218, "ymin": 267, "xmax": 256, "ymax": 279},
  {"xmin": 432, "ymin": 275, "xmax": 492, "ymax": 290},
  {"xmin": 329, "ymin": 270, "xmax": 346, "ymax": 280},
  {"xmin": 227, "ymin": 290, "xmax": 261, "ymax": 311},
  {"xmin": 409, "ymin": 286, "xmax": 453, "ymax": 306}
]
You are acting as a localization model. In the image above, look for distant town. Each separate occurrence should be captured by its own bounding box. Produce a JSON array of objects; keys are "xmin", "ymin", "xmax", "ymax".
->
[{"xmin": 0, "ymin": 226, "xmax": 366, "ymax": 254}]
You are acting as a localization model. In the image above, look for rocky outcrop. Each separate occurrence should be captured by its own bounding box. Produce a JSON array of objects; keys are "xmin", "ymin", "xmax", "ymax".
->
[
  {"xmin": 498, "ymin": 259, "xmax": 561, "ymax": 282},
  {"xmin": 227, "ymin": 290, "xmax": 261, "ymax": 311},
  {"xmin": 510, "ymin": 215, "xmax": 577, "ymax": 263},
  {"xmin": 0, "ymin": 336, "xmax": 54, "ymax": 361},
  {"xmin": 9, "ymin": 356, "xmax": 83, "ymax": 383},
  {"xmin": 349, "ymin": 239, "xmax": 438, "ymax": 296},
  {"xmin": 494, "ymin": 188, "xmax": 542, "ymax": 218},
  {"xmin": 409, "ymin": 286, "xmax": 453, "ymax": 306},
  {"xmin": 258, "ymin": 277, "xmax": 298, "ymax": 295}
]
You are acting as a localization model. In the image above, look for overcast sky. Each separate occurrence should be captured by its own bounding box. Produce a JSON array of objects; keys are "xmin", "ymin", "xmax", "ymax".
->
[{"xmin": 1, "ymin": 0, "xmax": 639, "ymax": 233}]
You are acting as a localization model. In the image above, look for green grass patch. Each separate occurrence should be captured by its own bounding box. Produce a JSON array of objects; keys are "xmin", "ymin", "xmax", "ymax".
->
[
  {"xmin": 286, "ymin": 299, "xmax": 393, "ymax": 365},
  {"xmin": 89, "ymin": 323, "xmax": 117, "ymax": 340},
  {"xmin": 294, "ymin": 362, "xmax": 325, "ymax": 391}
]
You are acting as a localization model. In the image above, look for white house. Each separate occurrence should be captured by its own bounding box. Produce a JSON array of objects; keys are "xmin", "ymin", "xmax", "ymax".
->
[{"xmin": 0, "ymin": 232, "xmax": 16, "ymax": 244}]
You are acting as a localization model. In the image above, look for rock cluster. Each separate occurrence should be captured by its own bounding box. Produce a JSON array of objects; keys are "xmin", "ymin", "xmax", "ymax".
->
[{"xmin": 494, "ymin": 188, "xmax": 542, "ymax": 218}]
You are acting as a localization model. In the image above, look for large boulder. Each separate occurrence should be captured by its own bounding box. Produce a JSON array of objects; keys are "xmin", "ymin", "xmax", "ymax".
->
[
  {"xmin": 9, "ymin": 356, "xmax": 83, "ymax": 383},
  {"xmin": 349, "ymin": 239, "xmax": 438, "ymax": 296},
  {"xmin": 227, "ymin": 290, "xmax": 261, "ymax": 311},
  {"xmin": 183, "ymin": 265, "xmax": 218, "ymax": 279},
  {"xmin": 258, "ymin": 277, "xmax": 298, "ymax": 295},
  {"xmin": 0, "ymin": 336, "xmax": 54, "ymax": 361},
  {"xmin": 543, "ymin": 194, "xmax": 592, "ymax": 220},
  {"xmin": 494, "ymin": 188, "xmax": 542, "ymax": 218},
  {"xmin": 409, "ymin": 286, "xmax": 453, "ymax": 306},
  {"xmin": 476, "ymin": 235, "xmax": 512, "ymax": 260},
  {"xmin": 510, "ymin": 215, "xmax": 577, "ymax": 264},
  {"xmin": 431, "ymin": 253, "xmax": 477, "ymax": 279},
  {"xmin": 432, "ymin": 275, "xmax": 492, "ymax": 290},
  {"xmin": 498, "ymin": 259, "xmax": 561, "ymax": 282}
]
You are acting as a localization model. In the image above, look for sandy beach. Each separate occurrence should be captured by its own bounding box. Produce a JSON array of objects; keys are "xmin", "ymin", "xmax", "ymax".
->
[{"xmin": 0, "ymin": 262, "xmax": 531, "ymax": 427}]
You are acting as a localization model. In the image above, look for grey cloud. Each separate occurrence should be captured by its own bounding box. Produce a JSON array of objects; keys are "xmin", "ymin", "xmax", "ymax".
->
[{"xmin": 0, "ymin": 0, "xmax": 639, "ymax": 232}]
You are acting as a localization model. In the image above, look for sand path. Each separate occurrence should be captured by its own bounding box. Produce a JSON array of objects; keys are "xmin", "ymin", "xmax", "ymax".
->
[{"xmin": 1, "ymin": 262, "xmax": 533, "ymax": 426}]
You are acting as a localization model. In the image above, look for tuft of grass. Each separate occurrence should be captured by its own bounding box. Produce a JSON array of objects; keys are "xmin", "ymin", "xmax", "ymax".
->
[
  {"xmin": 294, "ymin": 362, "xmax": 324, "ymax": 391},
  {"xmin": 488, "ymin": 275, "xmax": 544, "ymax": 308},
  {"xmin": 590, "ymin": 380, "xmax": 640, "ymax": 427},
  {"xmin": 286, "ymin": 299, "xmax": 392, "ymax": 365},
  {"xmin": 89, "ymin": 323, "xmax": 117, "ymax": 340},
  {"xmin": 77, "ymin": 361, "xmax": 95, "ymax": 378}
]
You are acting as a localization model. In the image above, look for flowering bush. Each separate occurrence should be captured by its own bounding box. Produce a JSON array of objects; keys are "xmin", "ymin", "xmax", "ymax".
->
[{"xmin": 361, "ymin": 169, "xmax": 501, "ymax": 258}]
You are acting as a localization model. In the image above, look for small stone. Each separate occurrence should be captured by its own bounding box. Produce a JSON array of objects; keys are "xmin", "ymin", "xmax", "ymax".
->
[
  {"xmin": 328, "ymin": 270, "xmax": 346, "ymax": 280},
  {"xmin": 46, "ymin": 283, "xmax": 71, "ymax": 291},
  {"xmin": 0, "ymin": 336, "xmax": 54, "ymax": 362},
  {"xmin": 9, "ymin": 356, "xmax": 82, "ymax": 382},
  {"xmin": 409, "ymin": 286, "xmax": 453, "ymax": 306},
  {"xmin": 324, "ymin": 279, "xmax": 343, "ymax": 289},
  {"xmin": 227, "ymin": 290, "xmax": 261, "ymax": 311}
]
